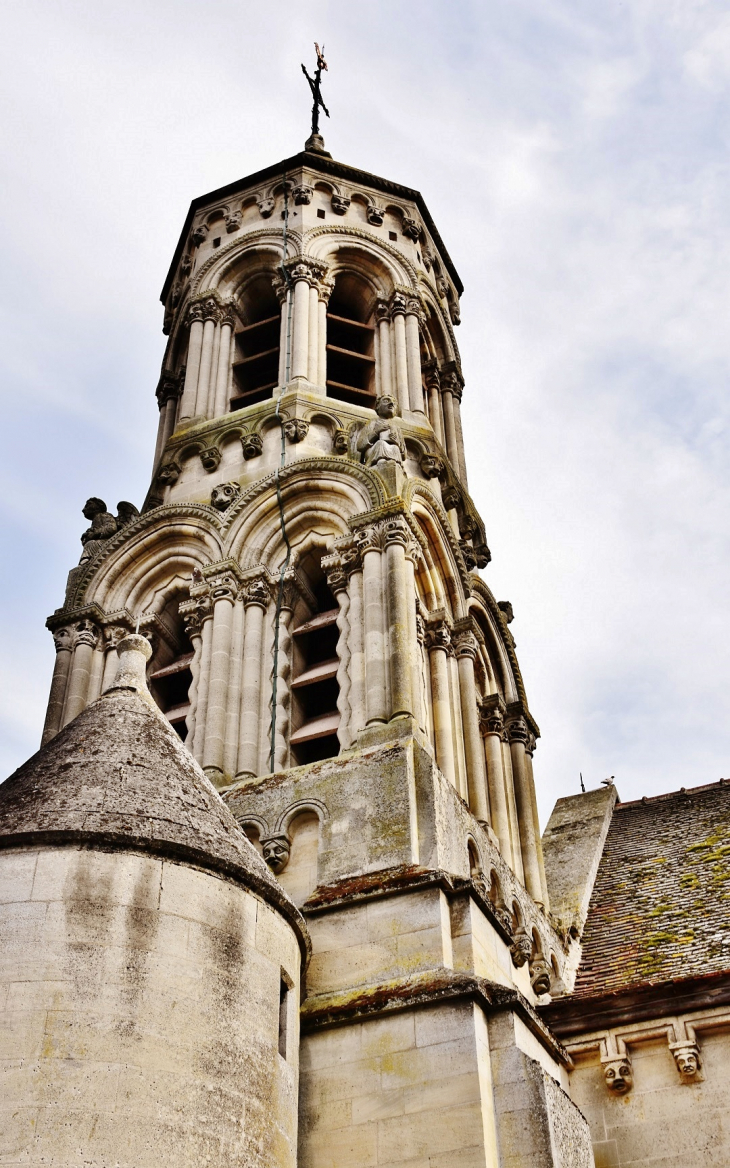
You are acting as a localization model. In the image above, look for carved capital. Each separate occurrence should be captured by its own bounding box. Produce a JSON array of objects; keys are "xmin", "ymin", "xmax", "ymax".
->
[
  {"xmin": 157, "ymin": 461, "xmax": 181, "ymax": 486},
  {"xmin": 321, "ymin": 553, "xmax": 348, "ymax": 595},
  {"xmin": 453, "ymin": 630, "xmax": 478, "ymax": 660},
  {"xmin": 389, "ymin": 291, "xmax": 407, "ymax": 317},
  {"xmin": 479, "ymin": 694, "xmax": 506, "ymax": 738},
  {"xmin": 284, "ymin": 418, "xmax": 309, "ymax": 444},
  {"xmin": 74, "ymin": 619, "xmax": 100, "ymax": 649},
  {"xmin": 104, "ymin": 624, "xmax": 129, "ymax": 651},
  {"xmin": 52, "ymin": 627, "xmax": 74, "ymax": 654},
  {"xmin": 206, "ymin": 570, "xmax": 238, "ymax": 603},
  {"xmin": 293, "ymin": 184, "xmax": 313, "ymax": 205},
  {"xmin": 200, "ymin": 446, "xmax": 221, "ymax": 473},
  {"xmin": 241, "ymin": 432, "xmax": 263, "ymax": 460},
  {"xmin": 355, "ymin": 525, "xmax": 383, "ymax": 555},
  {"xmin": 220, "ymin": 302, "xmax": 238, "ymax": 330},
  {"xmin": 187, "ymin": 300, "xmax": 205, "ymax": 325},
  {"xmin": 155, "ymin": 372, "xmax": 179, "ymax": 408},
  {"xmin": 425, "ymin": 621, "xmax": 451, "ymax": 653},
  {"xmin": 243, "ymin": 576, "xmax": 271, "ymax": 609},
  {"xmin": 225, "ymin": 211, "xmax": 241, "ymax": 233},
  {"xmin": 401, "ymin": 216, "xmax": 421, "ymax": 242},
  {"xmin": 506, "ymin": 716, "xmax": 529, "ymax": 746},
  {"xmin": 283, "ymin": 256, "xmax": 329, "ymax": 288},
  {"xmin": 341, "ymin": 545, "xmax": 363, "ymax": 577},
  {"xmin": 331, "ymin": 193, "xmax": 350, "ymax": 215},
  {"xmin": 210, "ymin": 481, "xmax": 241, "ymax": 512},
  {"xmin": 382, "ymin": 516, "xmax": 410, "ymax": 549},
  {"xmin": 374, "ymin": 299, "xmax": 391, "ymax": 325},
  {"xmin": 367, "ymin": 205, "xmax": 385, "ymax": 226},
  {"xmin": 262, "ymin": 834, "xmax": 291, "ymax": 874},
  {"xmin": 200, "ymin": 297, "xmax": 221, "ymax": 324}
]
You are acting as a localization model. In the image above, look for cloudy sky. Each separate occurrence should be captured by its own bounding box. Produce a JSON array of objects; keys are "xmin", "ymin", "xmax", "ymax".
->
[{"xmin": 1, "ymin": 0, "xmax": 729, "ymax": 821}]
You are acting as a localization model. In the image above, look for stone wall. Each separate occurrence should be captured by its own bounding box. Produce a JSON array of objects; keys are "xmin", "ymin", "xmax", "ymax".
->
[{"xmin": 0, "ymin": 845, "xmax": 301, "ymax": 1168}]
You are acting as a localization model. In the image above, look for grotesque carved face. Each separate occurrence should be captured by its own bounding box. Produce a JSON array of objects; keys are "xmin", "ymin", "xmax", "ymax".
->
[
  {"xmin": 333, "ymin": 428, "xmax": 349, "ymax": 454},
  {"xmin": 257, "ymin": 198, "xmax": 275, "ymax": 219},
  {"xmin": 376, "ymin": 396, "xmax": 397, "ymax": 420},
  {"xmin": 420, "ymin": 453, "xmax": 442, "ymax": 479},
  {"xmin": 262, "ymin": 835, "xmax": 291, "ymax": 875},
  {"xmin": 211, "ymin": 482, "xmax": 240, "ymax": 512},
  {"xmin": 673, "ymin": 1045, "xmax": 700, "ymax": 1078},
  {"xmin": 603, "ymin": 1059, "xmax": 632, "ymax": 1094}
]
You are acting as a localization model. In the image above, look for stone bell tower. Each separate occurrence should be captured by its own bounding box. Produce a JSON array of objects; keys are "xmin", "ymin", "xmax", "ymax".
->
[{"xmin": 42, "ymin": 135, "xmax": 594, "ymax": 1166}]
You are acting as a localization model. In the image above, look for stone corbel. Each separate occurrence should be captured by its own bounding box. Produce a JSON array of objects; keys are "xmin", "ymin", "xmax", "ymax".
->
[
  {"xmin": 600, "ymin": 1037, "xmax": 633, "ymax": 1094},
  {"xmin": 670, "ymin": 1040, "xmax": 702, "ymax": 1082},
  {"xmin": 367, "ymin": 205, "xmax": 385, "ymax": 226},
  {"xmin": 241, "ymin": 432, "xmax": 263, "ymax": 460},
  {"xmin": 509, "ymin": 927, "xmax": 532, "ymax": 968},
  {"xmin": 420, "ymin": 451, "xmax": 443, "ymax": 479},
  {"xmin": 180, "ymin": 254, "xmax": 193, "ymax": 278},
  {"xmin": 402, "ymin": 216, "xmax": 421, "ymax": 242},
  {"xmin": 262, "ymin": 834, "xmax": 291, "ymax": 874},
  {"xmin": 332, "ymin": 427, "xmax": 349, "ymax": 455},
  {"xmin": 199, "ymin": 446, "xmax": 221, "ymax": 472},
  {"xmin": 283, "ymin": 418, "xmax": 309, "ymax": 444},
  {"xmin": 529, "ymin": 956, "xmax": 552, "ymax": 996},
  {"xmin": 331, "ymin": 193, "xmax": 350, "ymax": 215},
  {"xmin": 191, "ymin": 223, "xmax": 208, "ymax": 246},
  {"xmin": 225, "ymin": 211, "xmax": 241, "ymax": 233},
  {"xmin": 293, "ymin": 185, "xmax": 313, "ymax": 205},
  {"xmin": 210, "ymin": 482, "xmax": 241, "ymax": 512},
  {"xmin": 157, "ymin": 460, "xmax": 181, "ymax": 486},
  {"xmin": 257, "ymin": 196, "xmax": 275, "ymax": 218}
]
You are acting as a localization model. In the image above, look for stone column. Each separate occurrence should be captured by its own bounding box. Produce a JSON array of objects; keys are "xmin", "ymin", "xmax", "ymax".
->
[
  {"xmin": 202, "ymin": 570, "xmax": 238, "ymax": 786},
  {"xmin": 223, "ymin": 595, "xmax": 245, "ymax": 778},
  {"xmin": 179, "ymin": 301, "xmax": 204, "ymax": 421},
  {"xmin": 344, "ymin": 548, "xmax": 366, "ymax": 739},
  {"xmin": 359, "ymin": 526, "xmax": 387, "ymax": 725},
  {"xmin": 192, "ymin": 606, "xmax": 214, "ymax": 763},
  {"xmin": 383, "ymin": 518, "xmax": 414, "ymax": 719},
  {"xmin": 212, "ymin": 305, "xmax": 235, "ymax": 418},
  {"xmin": 453, "ymin": 630, "xmax": 490, "ymax": 824},
  {"xmin": 423, "ymin": 362, "xmax": 443, "ymax": 445},
  {"xmin": 479, "ymin": 698, "xmax": 513, "ymax": 866},
  {"xmin": 308, "ymin": 284, "xmax": 320, "ymax": 384},
  {"xmin": 153, "ymin": 374, "xmax": 178, "ymax": 469},
  {"xmin": 375, "ymin": 301, "xmax": 394, "ymax": 401},
  {"xmin": 404, "ymin": 298, "xmax": 425, "ymax": 413},
  {"xmin": 525, "ymin": 735, "xmax": 550, "ymax": 912},
  {"xmin": 62, "ymin": 620, "xmax": 100, "ymax": 726},
  {"xmin": 179, "ymin": 604, "xmax": 203, "ymax": 747},
  {"xmin": 390, "ymin": 294, "xmax": 410, "ymax": 416},
  {"xmin": 195, "ymin": 299, "xmax": 221, "ymax": 418},
  {"xmin": 317, "ymin": 278, "xmax": 333, "ymax": 388},
  {"xmin": 291, "ymin": 275, "xmax": 309, "ymax": 380},
  {"xmin": 404, "ymin": 550, "xmax": 425, "ymax": 732},
  {"xmin": 323, "ymin": 556, "xmax": 352, "ymax": 749},
  {"xmin": 507, "ymin": 716, "xmax": 544, "ymax": 906},
  {"xmin": 270, "ymin": 577, "xmax": 297, "ymax": 772},
  {"xmin": 41, "ymin": 626, "xmax": 74, "ymax": 744},
  {"xmin": 426, "ymin": 621, "xmax": 457, "ymax": 787},
  {"xmin": 100, "ymin": 626, "xmax": 127, "ymax": 695},
  {"xmin": 276, "ymin": 280, "xmax": 291, "ymax": 386},
  {"xmin": 441, "ymin": 370, "xmax": 461, "ymax": 474},
  {"xmin": 237, "ymin": 577, "xmax": 270, "ymax": 779},
  {"xmin": 451, "ymin": 379, "xmax": 468, "ymax": 487}
]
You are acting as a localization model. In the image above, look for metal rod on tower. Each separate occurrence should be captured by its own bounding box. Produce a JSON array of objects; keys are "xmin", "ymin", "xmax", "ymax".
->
[{"xmin": 301, "ymin": 42, "xmax": 330, "ymax": 153}]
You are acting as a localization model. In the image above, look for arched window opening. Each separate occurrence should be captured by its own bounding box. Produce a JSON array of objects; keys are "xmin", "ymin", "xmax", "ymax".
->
[
  {"xmin": 277, "ymin": 810, "xmax": 320, "ymax": 905},
  {"xmin": 231, "ymin": 273, "xmax": 280, "ymax": 409},
  {"xmin": 290, "ymin": 556, "xmax": 340, "ymax": 765},
  {"xmin": 326, "ymin": 274, "xmax": 376, "ymax": 406},
  {"xmin": 148, "ymin": 599, "xmax": 194, "ymax": 741}
]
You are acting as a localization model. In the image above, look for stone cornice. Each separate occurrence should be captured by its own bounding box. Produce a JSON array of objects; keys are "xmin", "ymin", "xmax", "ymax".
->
[{"xmin": 300, "ymin": 968, "xmax": 572, "ymax": 1068}]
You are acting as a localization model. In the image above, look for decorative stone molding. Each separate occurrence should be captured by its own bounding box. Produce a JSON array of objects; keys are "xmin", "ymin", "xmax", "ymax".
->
[
  {"xmin": 157, "ymin": 461, "xmax": 181, "ymax": 486},
  {"xmin": 293, "ymin": 185, "xmax": 313, "ymax": 205},
  {"xmin": 602, "ymin": 1054, "xmax": 633, "ymax": 1095},
  {"xmin": 261, "ymin": 834, "xmax": 291, "ymax": 874},
  {"xmin": 200, "ymin": 446, "xmax": 221, "ymax": 473},
  {"xmin": 241, "ymin": 432, "xmax": 263, "ymax": 460},
  {"xmin": 510, "ymin": 928, "xmax": 532, "ymax": 968},
  {"xmin": 402, "ymin": 216, "xmax": 421, "ymax": 242},
  {"xmin": 284, "ymin": 418, "xmax": 309, "ymax": 444},
  {"xmin": 257, "ymin": 196, "xmax": 275, "ymax": 218},
  {"xmin": 191, "ymin": 223, "xmax": 208, "ymax": 246},
  {"xmin": 529, "ymin": 956, "xmax": 552, "ymax": 996},
  {"xmin": 670, "ymin": 1041, "xmax": 702, "ymax": 1082},
  {"xmin": 332, "ymin": 428, "xmax": 349, "ymax": 455},
  {"xmin": 210, "ymin": 482, "xmax": 241, "ymax": 512},
  {"xmin": 367, "ymin": 205, "xmax": 385, "ymax": 226},
  {"xmin": 331, "ymin": 193, "xmax": 350, "ymax": 215},
  {"xmin": 225, "ymin": 211, "xmax": 241, "ymax": 233},
  {"xmin": 420, "ymin": 452, "xmax": 443, "ymax": 479}
]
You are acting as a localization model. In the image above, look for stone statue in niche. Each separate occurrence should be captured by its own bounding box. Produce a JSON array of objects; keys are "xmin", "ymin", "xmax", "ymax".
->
[
  {"xmin": 357, "ymin": 396, "xmax": 406, "ymax": 468},
  {"xmin": 210, "ymin": 482, "xmax": 241, "ymax": 512},
  {"xmin": 262, "ymin": 834, "xmax": 291, "ymax": 874}
]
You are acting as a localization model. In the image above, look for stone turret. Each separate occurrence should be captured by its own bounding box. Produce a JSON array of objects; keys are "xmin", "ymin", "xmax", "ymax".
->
[{"xmin": 0, "ymin": 634, "xmax": 307, "ymax": 1168}]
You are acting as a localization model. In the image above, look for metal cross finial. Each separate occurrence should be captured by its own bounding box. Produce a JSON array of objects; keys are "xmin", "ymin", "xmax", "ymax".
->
[{"xmin": 301, "ymin": 42, "xmax": 330, "ymax": 148}]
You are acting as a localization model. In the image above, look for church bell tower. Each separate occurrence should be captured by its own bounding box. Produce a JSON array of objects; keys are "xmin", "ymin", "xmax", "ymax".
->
[{"xmin": 41, "ymin": 123, "xmax": 594, "ymax": 1165}]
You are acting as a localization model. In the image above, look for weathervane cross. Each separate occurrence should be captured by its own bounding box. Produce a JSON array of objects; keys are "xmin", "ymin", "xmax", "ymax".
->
[{"xmin": 301, "ymin": 42, "xmax": 330, "ymax": 148}]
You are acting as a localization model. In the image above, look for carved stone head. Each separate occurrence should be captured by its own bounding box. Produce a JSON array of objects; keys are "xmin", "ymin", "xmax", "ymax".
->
[
  {"xmin": 225, "ymin": 212, "xmax": 241, "ymax": 233},
  {"xmin": 210, "ymin": 482, "xmax": 241, "ymax": 512},
  {"xmin": 82, "ymin": 497, "xmax": 107, "ymax": 521},
  {"xmin": 257, "ymin": 197, "xmax": 275, "ymax": 219},
  {"xmin": 671, "ymin": 1043, "xmax": 700, "ymax": 1080},
  {"xmin": 331, "ymin": 193, "xmax": 351, "ymax": 215},
  {"xmin": 375, "ymin": 395, "xmax": 397, "ymax": 420},
  {"xmin": 367, "ymin": 205, "xmax": 385, "ymax": 226},
  {"xmin": 420, "ymin": 452, "xmax": 443, "ymax": 479},
  {"xmin": 241, "ymin": 433, "xmax": 263, "ymax": 460},
  {"xmin": 284, "ymin": 419, "xmax": 309, "ymax": 444},
  {"xmin": 200, "ymin": 446, "xmax": 221, "ymax": 472},
  {"xmin": 293, "ymin": 185, "xmax": 313, "ymax": 205},
  {"xmin": 602, "ymin": 1058, "xmax": 632, "ymax": 1094},
  {"xmin": 509, "ymin": 928, "xmax": 532, "ymax": 968},
  {"xmin": 262, "ymin": 834, "xmax": 291, "ymax": 875},
  {"xmin": 157, "ymin": 461, "xmax": 181, "ymax": 486},
  {"xmin": 333, "ymin": 428, "xmax": 349, "ymax": 454},
  {"xmin": 529, "ymin": 957, "xmax": 552, "ymax": 997}
]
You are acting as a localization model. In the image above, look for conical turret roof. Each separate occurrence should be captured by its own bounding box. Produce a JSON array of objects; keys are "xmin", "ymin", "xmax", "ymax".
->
[{"xmin": 0, "ymin": 639, "xmax": 308, "ymax": 957}]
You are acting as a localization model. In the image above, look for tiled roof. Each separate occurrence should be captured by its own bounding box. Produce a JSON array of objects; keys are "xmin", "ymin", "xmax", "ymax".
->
[{"xmin": 572, "ymin": 781, "xmax": 730, "ymax": 998}]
